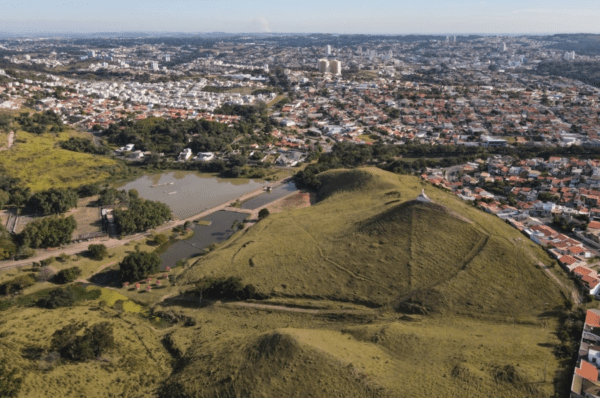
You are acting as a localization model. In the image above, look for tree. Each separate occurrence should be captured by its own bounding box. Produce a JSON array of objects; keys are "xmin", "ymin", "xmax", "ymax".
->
[
  {"xmin": 0, "ymin": 359, "xmax": 22, "ymax": 398},
  {"xmin": 26, "ymin": 188, "xmax": 78, "ymax": 215},
  {"xmin": 258, "ymin": 208, "xmax": 270, "ymax": 220},
  {"xmin": 37, "ymin": 288, "xmax": 77, "ymax": 309},
  {"xmin": 54, "ymin": 267, "xmax": 82, "ymax": 284},
  {"xmin": 51, "ymin": 321, "xmax": 115, "ymax": 362},
  {"xmin": 20, "ymin": 216, "xmax": 77, "ymax": 248},
  {"xmin": 152, "ymin": 233, "xmax": 168, "ymax": 246},
  {"xmin": 88, "ymin": 244, "xmax": 108, "ymax": 261},
  {"xmin": 118, "ymin": 251, "xmax": 161, "ymax": 283},
  {"xmin": 0, "ymin": 189, "xmax": 9, "ymax": 209},
  {"xmin": 113, "ymin": 198, "xmax": 172, "ymax": 235}
]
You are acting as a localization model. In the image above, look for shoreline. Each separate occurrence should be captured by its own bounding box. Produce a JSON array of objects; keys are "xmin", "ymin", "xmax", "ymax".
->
[{"xmin": 0, "ymin": 176, "xmax": 295, "ymax": 272}]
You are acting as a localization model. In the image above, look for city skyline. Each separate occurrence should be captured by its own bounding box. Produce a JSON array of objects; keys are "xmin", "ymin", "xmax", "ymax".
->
[{"xmin": 1, "ymin": 0, "xmax": 600, "ymax": 35}]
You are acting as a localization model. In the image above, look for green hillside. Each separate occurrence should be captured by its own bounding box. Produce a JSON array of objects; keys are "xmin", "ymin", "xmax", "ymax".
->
[{"xmin": 179, "ymin": 168, "xmax": 565, "ymax": 319}]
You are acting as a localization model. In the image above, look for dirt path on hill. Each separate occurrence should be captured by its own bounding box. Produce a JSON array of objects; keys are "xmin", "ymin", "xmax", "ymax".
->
[
  {"xmin": 0, "ymin": 131, "xmax": 14, "ymax": 151},
  {"xmin": 540, "ymin": 262, "xmax": 581, "ymax": 305}
]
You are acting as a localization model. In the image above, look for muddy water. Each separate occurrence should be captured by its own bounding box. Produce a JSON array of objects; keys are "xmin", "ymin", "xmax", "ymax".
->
[{"xmin": 118, "ymin": 171, "xmax": 264, "ymax": 219}]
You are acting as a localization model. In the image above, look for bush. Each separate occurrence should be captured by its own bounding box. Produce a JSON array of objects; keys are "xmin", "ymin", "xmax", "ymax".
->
[
  {"xmin": 36, "ymin": 267, "xmax": 56, "ymax": 282},
  {"xmin": 152, "ymin": 233, "xmax": 168, "ymax": 246},
  {"xmin": 0, "ymin": 274, "xmax": 36, "ymax": 295},
  {"xmin": 193, "ymin": 276, "xmax": 266, "ymax": 300},
  {"xmin": 57, "ymin": 253, "xmax": 70, "ymax": 262},
  {"xmin": 37, "ymin": 288, "xmax": 77, "ymax": 308},
  {"xmin": 54, "ymin": 267, "xmax": 82, "ymax": 284},
  {"xmin": 51, "ymin": 321, "xmax": 115, "ymax": 361},
  {"xmin": 88, "ymin": 244, "xmax": 108, "ymax": 261},
  {"xmin": 118, "ymin": 251, "xmax": 161, "ymax": 283},
  {"xmin": 40, "ymin": 257, "xmax": 55, "ymax": 267},
  {"xmin": 258, "ymin": 208, "xmax": 270, "ymax": 220}
]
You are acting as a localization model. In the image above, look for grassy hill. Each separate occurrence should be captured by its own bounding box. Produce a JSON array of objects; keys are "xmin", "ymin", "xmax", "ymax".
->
[
  {"xmin": 179, "ymin": 168, "xmax": 566, "ymax": 319},
  {"xmin": 154, "ymin": 168, "xmax": 571, "ymax": 398},
  {"xmin": 0, "ymin": 168, "xmax": 573, "ymax": 397}
]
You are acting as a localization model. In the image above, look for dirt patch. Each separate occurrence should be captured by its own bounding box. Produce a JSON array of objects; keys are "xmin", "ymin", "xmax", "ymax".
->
[{"xmin": 266, "ymin": 192, "xmax": 313, "ymax": 214}]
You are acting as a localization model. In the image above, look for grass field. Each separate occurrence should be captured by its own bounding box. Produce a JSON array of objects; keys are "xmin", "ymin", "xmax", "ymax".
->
[
  {"xmin": 0, "ymin": 130, "xmax": 119, "ymax": 191},
  {"xmin": 0, "ymin": 167, "xmax": 577, "ymax": 397}
]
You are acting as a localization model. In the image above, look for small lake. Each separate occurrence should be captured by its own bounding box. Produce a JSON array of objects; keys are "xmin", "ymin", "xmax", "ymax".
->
[
  {"xmin": 159, "ymin": 211, "xmax": 247, "ymax": 270},
  {"xmin": 240, "ymin": 182, "xmax": 299, "ymax": 210},
  {"xmin": 118, "ymin": 171, "xmax": 265, "ymax": 219}
]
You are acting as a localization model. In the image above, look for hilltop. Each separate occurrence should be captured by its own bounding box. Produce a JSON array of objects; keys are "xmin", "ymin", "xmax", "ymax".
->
[
  {"xmin": 178, "ymin": 168, "xmax": 564, "ymax": 319},
  {"xmin": 154, "ymin": 168, "xmax": 570, "ymax": 398}
]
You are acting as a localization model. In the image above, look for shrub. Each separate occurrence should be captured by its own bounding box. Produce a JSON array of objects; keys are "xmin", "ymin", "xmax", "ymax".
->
[
  {"xmin": 258, "ymin": 208, "xmax": 270, "ymax": 220},
  {"xmin": 152, "ymin": 233, "xmax": 168, "ymax": 246},
  {"xmin": 40, "ymin": 257, "xmax": 55, "ymax": 267},
  {"xmin": 54, "ymin": 267, "xmax": 82, "ymax": 284},
  {"xmin": 51, "ymin": 321, "xmax": 115, "ymax": 361},
  {"xmin": 118, "ymin": 251, "xmax": 161, "ymax": 283},
  {"xmin": 37, "ymin": 288, "xmax": 77, "ymax": 308},
  {"xmin": 0, "ymin": 274, "xmax": 36, "ymax": 295},
  {"xmin": 57, "ymin": 253, "xmax": 70, "ymax": 263},
  {"xmin": 88, "ymin": 244, "xmax": 108, "ymax": 261},
  {"xmin": 36, "ymin": 267, "xmax": 56, "ymax": 282},
  {"xmin": 193, "ymin": 276, "xmax": 266, "ymax": 300}
]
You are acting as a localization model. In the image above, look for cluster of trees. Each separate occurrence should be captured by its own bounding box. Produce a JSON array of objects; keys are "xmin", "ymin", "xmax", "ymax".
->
[
  {"xmin": 26, "ymin": 188, "xmax": 78, "ymax": 215},
  {"xmin": 19, "ymin": 216, "xmax": 77, "ymax": 248},
  {"xmin": 97, "ymin": 187, "xmax": 129, "ymax": 206},
  {"xmin": 114, "ymin": 197, "xmax": 171, "ymax": 235},
  {"xmin": 58, "ymin": 137, "xmax": 111, "ymax": 155},
  {"xmin": 51, "ymin": 321, "xmax": 115, "ymax": 362},
  {"xmin": 193, "ymin": 276, "xmax": 266, "ymax": 300},
  {"xmin": 103, "ymin": 117, "xmax": 238, "ymax": 155},
  {"xmin": 36, "ymin": 285, "xmax": 101, "ymax": 309},
  {"xmin": 0, "ymin": 174, "xmax": 30, "ymax": 208},
  {"xmin": 118, "ymin": 251, "xmax": 161, "ymax": 283},
  {"xmin": 15, "ymin": 110, "xmax": 64, "ymax": 134}
]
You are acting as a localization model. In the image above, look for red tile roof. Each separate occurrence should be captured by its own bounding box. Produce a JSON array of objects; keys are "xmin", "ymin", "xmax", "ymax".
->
[
  {"xmin": 576, "ymin": 360, "xmax": 599, "ymax": 382},
  {"xmin": 586, "ymin": 310, "xmax": 600, "ymax": 328}
]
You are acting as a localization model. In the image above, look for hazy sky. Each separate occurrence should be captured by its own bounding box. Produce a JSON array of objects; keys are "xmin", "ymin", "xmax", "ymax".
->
[{"xmin": 2, "ymin": 0, "xmax": 600, "ymax": 34}]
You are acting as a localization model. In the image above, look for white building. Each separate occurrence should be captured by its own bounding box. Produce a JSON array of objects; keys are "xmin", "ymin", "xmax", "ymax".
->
[
  {"xmin": 194, "ymin": 152, "xmax": 215, "ymax": 162},
  {"xmin": 178, "ymin": 148, "xmax": 193, "ymax": 161},
  {"xmin": 326, "ymin": 45, "xmax": 332, "ymax": 56},
  {"xmin": 329, "ymin": 60, "xmax": 342, "ymax": 75},
  {"xmin": 318, "ymin": 59, "xmax": 330, "ymax": 73},
  {"xmin": 151, "ymin": 62, "xmax": 159, "ymax": 71}
]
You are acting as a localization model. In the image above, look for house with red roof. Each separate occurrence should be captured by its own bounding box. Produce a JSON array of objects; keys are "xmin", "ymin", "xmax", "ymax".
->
[{"xmin": 572, "ymin": 310, "xmax": 600, "ymax": 398}]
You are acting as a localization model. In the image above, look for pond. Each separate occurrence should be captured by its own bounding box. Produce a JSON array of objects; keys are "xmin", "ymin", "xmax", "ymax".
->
[
  {"xmin": 159, "ymin": 211, "xmax": 248, "ymax": 270},
  {"xmin": 118, "ymin": 171, "xmax": 265, "ymax": 219}
]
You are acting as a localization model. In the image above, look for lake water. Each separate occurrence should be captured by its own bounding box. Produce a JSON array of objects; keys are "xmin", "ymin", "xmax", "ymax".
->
[
  {"xmin": 118, "ymin": 171, "xmax": 265, "ymax": 219},
  {"xmin": 240, "ymin": 181, "xmax": 299, "ymax": 210},
  {"xmin": 159, "ymin": 211, "xmax": 248, "ymax": 270}
]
